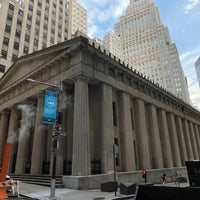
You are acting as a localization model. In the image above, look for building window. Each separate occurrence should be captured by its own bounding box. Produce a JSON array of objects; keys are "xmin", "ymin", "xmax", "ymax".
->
[
  {"xmin": 5, "ymin": 24, "xmax": 11, "ymax": 33},
  {"xmin": 112, "ymin": 101, "xmax": 118, "ymax": 126},
  {"xmin": 34, "ymin": 39, "xmax": 38, "ymax": 45},
  {"xmin": 52, "ymin": 18, "xmax": 55, "ymax": 25},
  {"xmin": 36, "ymin": 18, "xmax": 40, "ymax": 25},
  {"xmin": 50, "ymin": 37, "xmax": 54, "ymax": 44},
  {"xmin": 27, "ymin": 14, "xmax": 32, "ymax": 21},
  {"xmin": 38, "ymin": 1, "xmax": 42, "ymax": 7},
  {"xmin": 23, "ymin": 46, "xmax": 29, "ymax": 54},
  {"xmin": 0, "ymin": 64, "xmax": 5, "ymax": 73},
  {"xmin": 3, "ymin": 37, "xmax": 9, "ymax": 46},
  {"xmin": 44, "ymin": 15, "xmax": 48, "ymax": 21},
  {"xmin": 15, "ymin": 30, "xmax": 21, "ymax": 38},
  {"xmin": 37, "ymin": 10, "xmax": 41, "ymax": 16},
  {"xmin": 29, "ymin": 5, "xmax": 33, "ymax": 11},
  {"xmin": 43, "ymin": 24, "xmax": 48, "ymax": 30},
  {"xmin": 25, "ymin": 34, "xmax": 30, "ymax": 41},
  {"xmin": 130, "ymin": 107, "xmax": 134, "ymax": 130},
  {"xmin": 35, "ymin": 29, "xmax": 39, "ymax": 35},
  {"xmin": 1, "ymin": 50, "xmax": 7, "ymax": 59},
  {"xmin": 12, "ymin": 54, "xmax": 18, "ymax": 62},
  {"xmin": 9, "ymin": 3, "xmax": 14, "ymax": 11},
  {"xmin": 42, "ymin": 43, "xmax": 47, "ymax": 48},
  {"xmin": 13, "ymin": 42, "xmax": 19, "ymax": 50},
  {"xmin": 58, "ymin": 33, "xmax": 62, "ymax": 39},
  {"xmin": 17, "ymin": 19, "xmax": 22, "ymax": 26},
  {"xmin": 7, "ymin": 14, "xmax": 13, "ymax": 21},
  {"xmin": 26, "ymin": 24, "xmax": 31, "ymax": 31},
  {"xmin": 43, "ymin": 33, "xmax": 47, "ymax": 39},
  {"xmin": 18, "ymin": 9, "xmax": 23, "ymax": 16},
  {"xmin": 51, "ymin": 28, "xmax": 55, "ymax": 34}
]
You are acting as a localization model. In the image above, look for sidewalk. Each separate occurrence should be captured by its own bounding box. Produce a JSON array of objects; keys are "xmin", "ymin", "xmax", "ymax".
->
[
  {"xmin": 19, "ymin": 183, "xmax": 134, "ymax": 200},
  {"xmin": 19, "ymin": 181, "xmax": 189, "ymax": 200}
]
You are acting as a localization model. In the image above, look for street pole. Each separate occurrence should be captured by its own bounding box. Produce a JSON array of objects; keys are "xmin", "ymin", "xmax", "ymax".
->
[
  {"xmin": 113, "ymin": 144, "xmax": 118, "ymax": 197},
  {"xmin": 50, "ymin": 88, "xmax": 62, "ymax": 199},
  {"xmin": 27, "ymin": 78, "xmax": 62, "ymax": 200}
]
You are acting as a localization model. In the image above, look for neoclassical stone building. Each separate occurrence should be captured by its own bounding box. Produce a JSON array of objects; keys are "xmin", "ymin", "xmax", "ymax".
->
[{"xmin": 0, "ymin": 36, "xmax": 200, "ymax": 186}]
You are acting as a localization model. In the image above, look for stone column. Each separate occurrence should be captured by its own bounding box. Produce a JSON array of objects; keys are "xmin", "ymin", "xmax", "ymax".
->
[
  {"xmin": 56, "ymin": 90, "xmax": 71, "ymax": 175},
  {"xmin": 194, "ymin": 124, "xmax": 200, "ymax": 158},
  {"xmin": 157, "ymin": 109, "xmax": 173, "ymax": 168},
  {"xmin": 7, "ymin": 107, "xmax": 19, "ymax": 173},
  {"xmin": 188, "ymin": 122, "xmax": 199, "ymax": 160},
  {"xmin": 31, "ymin": 94, "xmax": 47, "ymax": 174},
  {"xmin": 175, "ymin": 116, "xmax": 188, "ymax": 165},
  {"xmin": 0, "ymin": 110, "xmax": 10, "ymax": 165},
  {"xmin": 99, "ymin": 84, "xmax": 115, "ymax": 173},
  {"xmin": 118, "ymin": 92, "xmax": 136, "ymax": 171},
  {"xmin": 72, "ymin": 77, "xmax": 91, "ymax": 176},
  {"xmin": 15, "ymin": 103, "xmax": 34, "ymax": 174},
  {"xmin": 133, "ymin": 98, "xmax": 151, "ymax": 169},
  {"xmin": 166, "ymin": 113, "xmax": 181, "ymax": 167},
  {"xmin": 146, "ymin": 104, "xmax": 163, "ymax": 169},
  {"xmin": 182, "ymin": 119, "xmax": 193, "ymax": 160}
]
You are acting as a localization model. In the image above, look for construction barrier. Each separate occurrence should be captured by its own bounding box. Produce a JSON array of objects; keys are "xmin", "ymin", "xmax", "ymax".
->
[
  {"xmin": 0, "ymin": 143, "xmax": 12, "ymax": 199},
  {"xmin": 0, "ymin": 180, "xmax": 20, "ymax": 198}
]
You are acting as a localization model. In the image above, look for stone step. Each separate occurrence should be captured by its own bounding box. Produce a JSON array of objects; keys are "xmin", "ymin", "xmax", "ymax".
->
[{"xmin": 8, "ymin": 174, "xmax": 64, "ymax": 188}]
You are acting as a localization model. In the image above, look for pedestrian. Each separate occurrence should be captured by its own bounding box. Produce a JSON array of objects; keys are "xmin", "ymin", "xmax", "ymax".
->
[
  {"xmin": 141, "ymin": 170, "xmax": 147, "ymax": 183},
  {"xmin": 161, "ymin": 172, "xmax": 167, "ymax": 184},
  {"xmin": 174, "ymin": 170, "xmax": 180, "ymax": 186}
]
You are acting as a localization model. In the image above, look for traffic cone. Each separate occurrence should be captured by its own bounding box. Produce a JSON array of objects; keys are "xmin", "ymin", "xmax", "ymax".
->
[
  {"xmin": 0, "ymin": 187, "xmax": 8, "ymax": 199},
  {"xmin": 0, "ymin": 143, "xmax": 12, "ymax": 199}
]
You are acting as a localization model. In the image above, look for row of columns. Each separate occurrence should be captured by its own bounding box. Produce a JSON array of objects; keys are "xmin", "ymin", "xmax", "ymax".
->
[
  {"xmin": 128, "ymin": 99, "xmax": 200, "ymax": 170},
  {"xmin": 0, "ymin": 78, "xmax": 200, "ymax": 176}
]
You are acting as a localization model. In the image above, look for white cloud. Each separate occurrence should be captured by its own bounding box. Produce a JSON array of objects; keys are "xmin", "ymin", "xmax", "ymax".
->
[
  {"xmin": 184, "ymin": 0, "xmax": 200, "ymax": 14},
  {"xmin": 180, "ymin": 48, "xmax": 200, "ymax": 109},
  {"xmin": 77, "ymin": 0, "xmax": 129, "ymax": 38},
  {"xmin": 187, "ymin": 77, "xmax": 200, "ymax": 110},
  {"xmin": 112, "ymin": 0, "xmax": 129, "ymax": 17},
  {"xmin": 180, "ymin": 48, "xmax": 200, "ymax": 73},
  {"xmin": 88, "ymin": 24, "xmax": 98, "ymax": 38}
]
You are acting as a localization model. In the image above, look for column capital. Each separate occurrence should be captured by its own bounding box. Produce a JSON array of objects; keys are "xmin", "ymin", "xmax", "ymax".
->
[
  {"xmin": 73, "ymin": 75, "xmax": 90, "ymax": 83},
  {"xmin": 0, "ymin": 109, "xmax": 10, "ymax": 115}
]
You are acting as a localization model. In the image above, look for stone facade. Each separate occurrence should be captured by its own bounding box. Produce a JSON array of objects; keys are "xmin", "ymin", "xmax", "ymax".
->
[{"xmin": 0, "ymin": 36, "xmax": 200, "ymax": 179}]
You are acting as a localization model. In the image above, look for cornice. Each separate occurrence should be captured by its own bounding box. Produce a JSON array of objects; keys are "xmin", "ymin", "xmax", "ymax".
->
[{"xmin": 82, "ymin": 38, "xmax": 200, "ymax": 121}]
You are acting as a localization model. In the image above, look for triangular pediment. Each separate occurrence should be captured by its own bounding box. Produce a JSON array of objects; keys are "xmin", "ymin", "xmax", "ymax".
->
[{"xmin": 0, "ymin": 37, "xmax": 85, "ymax": 92}]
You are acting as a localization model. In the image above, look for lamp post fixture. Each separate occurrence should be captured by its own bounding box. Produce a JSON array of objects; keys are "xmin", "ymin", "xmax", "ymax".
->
[{"xmin": 27, "ymin": 78, "xmax": 63, "ymax": 199}]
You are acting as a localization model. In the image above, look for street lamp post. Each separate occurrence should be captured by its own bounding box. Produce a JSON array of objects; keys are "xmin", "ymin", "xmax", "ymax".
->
[{"xmin": 27, "ymin": 78, "xmax": 63, "ymax": 199}]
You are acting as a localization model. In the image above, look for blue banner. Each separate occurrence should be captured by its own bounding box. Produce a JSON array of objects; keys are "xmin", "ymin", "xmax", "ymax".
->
[{"xmin": 43, "ymin": 90, "xmax": 57, "ymax": 124}]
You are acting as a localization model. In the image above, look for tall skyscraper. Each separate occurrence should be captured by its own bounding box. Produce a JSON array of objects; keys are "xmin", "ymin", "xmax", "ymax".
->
[
  {"xmin": 68, "ymin": 0, "xmax": 87, "ymax": 39},
  {"xmin": 195, "ymin": 56, "xmax": 200, "ymax": 87},
  {"xmin": 0, "ymin": 0, "xmax": 87, "ymax": 77},
  {"xmin": 103, "ymin": 0, "xmax": 190, "ymax": 103}
]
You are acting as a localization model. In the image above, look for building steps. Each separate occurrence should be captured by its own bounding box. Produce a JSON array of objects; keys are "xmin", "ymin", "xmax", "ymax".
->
[{"xmin": 8, "ymin": 174, "xmax": 64, "ymax": 188}]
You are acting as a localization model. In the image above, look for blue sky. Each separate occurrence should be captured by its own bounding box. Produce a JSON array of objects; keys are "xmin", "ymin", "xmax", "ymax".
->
[{"xmin": 77, "ymin": 0, "xmax": 200, "ymax": 108}]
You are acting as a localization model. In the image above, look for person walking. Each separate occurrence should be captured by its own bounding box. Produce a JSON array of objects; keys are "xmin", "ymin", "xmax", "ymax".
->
[
  {"xmin": 141, "ymin": 170, "xmax": 147, "ymax": 183},
  {"xmin": 174, "ymin": 170, "xmax": 180, "ymax": 186},
  {"xmin": 161, "ymin": 172, "xmax": 167, "ymax": 184}
]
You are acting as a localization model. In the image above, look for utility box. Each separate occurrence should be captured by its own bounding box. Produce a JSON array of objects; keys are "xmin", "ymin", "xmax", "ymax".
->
[{"xmin": 185, "ymin": 160, "xmax": 200, "ymax": 187}]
